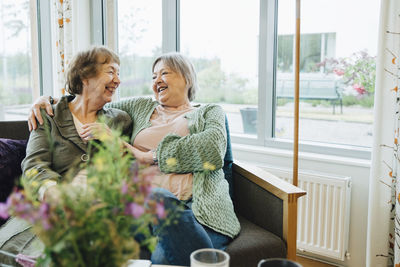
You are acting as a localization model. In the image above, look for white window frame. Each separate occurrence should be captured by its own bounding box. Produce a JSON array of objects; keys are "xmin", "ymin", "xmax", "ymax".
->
[
  {"xmin": 36, "ymin": 0, "xmax": 54, "ymax": 96},
  {"xmin": 106, "ymin": 0, "xmax": 371, "ymax": 160}
]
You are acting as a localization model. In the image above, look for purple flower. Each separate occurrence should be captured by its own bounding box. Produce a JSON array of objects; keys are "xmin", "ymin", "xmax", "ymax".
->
[
  {"xmin": 121, "ymin": 181, "xmax": 129, "ymax": 195},
  {"xmin": 39, "ymin": 203, "xmax": 49, "ymax": 216},
  {"xmin": 132, "ymin": 175, "xmax": 140, "ymax": 183},
  {"xmin": 15, "ymin": 253, "xmax": 37, "ymax": 267},
  {"xmin": 140, "ymin": 185, "xmax": 153, "ymax": 196},
  {"xmin": 0, "ymin": 202, "xmax": 10, "ymax": 219},
  {"xmin": 15, "ymin": 203, "xmax": 31, "ymax": 213},
  {"xmin": 125, "ymin": 203, "xmax": 144, "ymax": 218},
  {"xmin": 41, "ymin": 219, "xmax": 52, "ymax": 230},
  {"xmin": 156, "ymin": 202, "xmax": 166, "ymax": 219},
  {"xmin": 38, "ymin": 203, "xmax": 51, "ymax": 229}
]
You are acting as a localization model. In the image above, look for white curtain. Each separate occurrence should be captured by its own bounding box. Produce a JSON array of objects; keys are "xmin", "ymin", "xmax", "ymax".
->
[
  {"xmin": 53, "ymin": 0, "xmax": 73, "ymax": 96},
  {"xmin": 366, "ymin": 0, "xmax": 400, "ymax": 266}
]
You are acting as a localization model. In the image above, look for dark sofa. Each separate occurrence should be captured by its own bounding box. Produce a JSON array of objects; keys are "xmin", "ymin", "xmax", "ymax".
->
[{"xmin": 0, "ymin": 120, "xmax": 306, "ymax": 267}]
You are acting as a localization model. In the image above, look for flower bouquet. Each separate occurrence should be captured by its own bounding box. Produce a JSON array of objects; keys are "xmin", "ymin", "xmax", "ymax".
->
[
  {"xmin": 0, "ymin": 129, "xmax": 166, "ymax": 267},
  {"xmin": 318, "ymin": 50, "xmax": 376, "ymax": 97}
]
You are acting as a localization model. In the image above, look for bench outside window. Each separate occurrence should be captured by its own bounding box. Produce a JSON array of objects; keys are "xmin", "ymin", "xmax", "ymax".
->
[{"xmin": 276, "ymin": 78, "xmax": 343, "ymax": 114}]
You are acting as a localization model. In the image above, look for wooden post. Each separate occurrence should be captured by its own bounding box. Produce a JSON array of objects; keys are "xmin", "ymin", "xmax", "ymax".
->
[{"xmin": 291, "ymin": 0, "xmax": 301, "ymax": 262}]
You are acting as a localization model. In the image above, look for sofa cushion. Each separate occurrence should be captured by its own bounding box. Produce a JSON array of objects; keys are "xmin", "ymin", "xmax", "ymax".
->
[
  {"xmin": 226, "ymin": 215, "xmax": 286, "ymax": 267},
  {"xmin": 0, "ymin": 138, "xmax": 27, "ymax": 202}
]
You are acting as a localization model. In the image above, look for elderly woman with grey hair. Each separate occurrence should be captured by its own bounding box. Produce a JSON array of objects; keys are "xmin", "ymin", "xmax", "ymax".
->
[{"xmin": 29, "ymin": 52, "xmax": 241, "ymax": 266}]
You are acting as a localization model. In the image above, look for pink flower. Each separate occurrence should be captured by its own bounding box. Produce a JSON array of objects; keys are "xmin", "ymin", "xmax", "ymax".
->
[
  {"xmin": 156, "ymin": 202, "xmax": 166, "ymax": 219},
  {"xmin": 125, "ymin": 203, "xmax": 144, "ymax": 218},
  {"xmin": 353, "ymin": 83, "xmax": 367, "ymax": 95},
  {"xmin": 41, "ymin": 219, "xmax": 52, "ymax": 230},
  {"xmin": 15, "ymin": 203, "xmax": 31, "ymax": 214},
  {"xmin": 39, "ymin": 203, "xmax": 52, "ymax": 230},
  {"xmin": 333, "ymin": 68, "xmax": 345, "ymax": 76},
  {"xmin": 39, "ymin": 203, "xmax": 49, "ymax": 216},
  {"xmin": 15, "ymin": 253, "xmax": 37, "ymax": 267},
  {"xmin": 121, "ymin": 181, "xmax": 129, "ymax": 195},
  {"xmin": 0, "ymin": 202, "xmax": 10, "ymax": 219},
  {"xmin": 140, "ymin": 184, "xmax": 153, "ymax": 196}
]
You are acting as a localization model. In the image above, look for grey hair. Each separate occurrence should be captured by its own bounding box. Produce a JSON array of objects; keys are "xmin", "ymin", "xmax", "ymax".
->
[{"xmin": 152, "ymin": 52, "xmax": 199, "ymax": 101}]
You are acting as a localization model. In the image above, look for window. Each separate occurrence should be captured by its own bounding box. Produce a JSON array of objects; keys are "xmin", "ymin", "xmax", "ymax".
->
[
  {"xmin": 275, "ymin": 0, "xmax": 378, "ymax": 149},
  {"xmin": 115, "ymin": 0, "xmax": 380, "ymax": 158},
  {"xmin": 180, "ymin": 0, "xmax": 259, "ymax": 136},
  {"xmin": 117, "ymin": 0, "xmax": 162, "ymax": 99},
  {"xmin": 0, "ymin": 0, "xmax": 34, "ymax": 121}
]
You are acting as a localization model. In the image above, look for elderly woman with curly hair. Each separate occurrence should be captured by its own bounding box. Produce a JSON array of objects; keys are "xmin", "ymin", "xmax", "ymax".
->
[{"xmin": 0, "ymin": 46, "xmax": 132, "ymax": 266}]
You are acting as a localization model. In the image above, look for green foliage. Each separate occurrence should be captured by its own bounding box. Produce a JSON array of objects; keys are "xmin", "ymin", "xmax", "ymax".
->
[
  {"xmin": 194, "ymin": 59, "xmax": 257, "ymax": 105},
  {"xmin": 0, "ymin": 52, "xmax": 33, "ymax": 105},
  {"xmin": 196, "ymin": 60, "xmax": 225, "ymax": 102},
  {"xmin": 342, "ymin": 94, "xmax": 374, "ymax": 108},
  {"xmin": 319, "ymin": 50, "xmax": 376, "ymax": 97},
  {"xmin": 6, "ymin": 129, "xmax": 169, "ymax": 267},
  {"xmin": 119, "ymin": 54, "xmax": 155, "ymax": 97}
]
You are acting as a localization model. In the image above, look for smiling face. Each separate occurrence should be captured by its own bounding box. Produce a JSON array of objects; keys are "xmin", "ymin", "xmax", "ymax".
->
[
  {"xmin": 152, "ymin": 60, "xmax": 190, "ymax": 108},
  {"xmin": 83, "ymin": 62, "xmax": 120, "ymax": 105}
]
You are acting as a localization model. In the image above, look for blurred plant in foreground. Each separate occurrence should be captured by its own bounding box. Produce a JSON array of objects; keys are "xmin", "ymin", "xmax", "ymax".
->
[{"xmin": 0, "ymin": 128, "xmax": 169, "ymax": 267}]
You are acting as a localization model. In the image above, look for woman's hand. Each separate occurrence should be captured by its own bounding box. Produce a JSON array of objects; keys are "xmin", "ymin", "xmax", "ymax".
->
[
  {"xmin": 79, "ymin": 123, "xmax": 112, "ymax": 142},
  {"xmin": 28, "ymin": 96, "xmax": 58, "ymax": 131},
  {"xmin": 124, "ymin": 143, "xmax": 155, "ymax": 165}
]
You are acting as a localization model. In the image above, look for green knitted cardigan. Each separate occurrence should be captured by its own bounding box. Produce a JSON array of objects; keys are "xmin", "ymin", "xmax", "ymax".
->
[{"xmin": 107, "ymin": 97, "xmax": 240, "ymax": 238}]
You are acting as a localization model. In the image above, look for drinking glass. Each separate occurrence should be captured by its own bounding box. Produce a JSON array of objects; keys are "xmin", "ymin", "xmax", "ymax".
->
[
  {"xmin": 190, "ymin": 248, "xmax": 230, "ymax": 267},
  {"xmin": 258, "ymin": 258, "xmax": 303, "ymax": 267}
]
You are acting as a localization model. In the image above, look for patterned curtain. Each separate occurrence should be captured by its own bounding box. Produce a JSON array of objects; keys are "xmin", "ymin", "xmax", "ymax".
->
[
  {"xmin": 366, "ymin": 1, "xmax": 400, "ymax": 266},
  {"xmin": 54, "ymin": 0, "xmax": 72, "ymax": 96}
]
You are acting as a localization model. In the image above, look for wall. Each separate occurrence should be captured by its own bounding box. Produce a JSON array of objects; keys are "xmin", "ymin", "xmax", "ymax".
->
[{"xmin": 233, "ymin": 144, "xmax": 370, "ymax": 267}]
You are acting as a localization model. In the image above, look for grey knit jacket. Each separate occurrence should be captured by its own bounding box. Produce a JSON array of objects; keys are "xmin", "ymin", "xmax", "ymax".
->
[{"xmin": 108, "ymin": 97, "xmax": 240, "ymax": 238}]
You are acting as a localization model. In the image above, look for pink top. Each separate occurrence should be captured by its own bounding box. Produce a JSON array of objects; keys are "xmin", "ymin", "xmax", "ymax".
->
[{"xmin": 134, "ymin": 105, "xmax": 194, "ymax": 200}]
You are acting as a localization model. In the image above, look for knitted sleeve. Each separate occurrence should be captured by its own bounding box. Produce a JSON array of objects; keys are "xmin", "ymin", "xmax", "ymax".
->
[
  {"xmin": 157, "ymin": 105, "xmax": 227, "ymax": 174},
  {"xmin": 106, "ymin": 98, "xmax": 138, "ymax": 121},
  {"xmin": 106, "ymin": 97, "xmax": 155, "ymax": 125}
]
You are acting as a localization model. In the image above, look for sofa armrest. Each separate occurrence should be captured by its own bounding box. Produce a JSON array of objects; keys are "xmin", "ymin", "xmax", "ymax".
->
[{"xmin": 232, "ymin": 161, "xmax": 306, "ymax": 260}]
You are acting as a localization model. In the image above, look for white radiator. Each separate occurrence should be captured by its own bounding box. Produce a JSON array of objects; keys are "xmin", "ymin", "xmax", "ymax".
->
[{"xmin": 262, "ymin": 167, "xmax": 352, "ymax": 261}]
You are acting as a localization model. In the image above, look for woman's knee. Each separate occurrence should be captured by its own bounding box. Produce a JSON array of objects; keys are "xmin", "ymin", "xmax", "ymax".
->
[{"xmin": 150, "ymin": 188, "xmax": 179, "ymax": 206}]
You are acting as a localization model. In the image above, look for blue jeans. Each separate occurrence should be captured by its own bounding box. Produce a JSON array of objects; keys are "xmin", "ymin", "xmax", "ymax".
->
[{"xmin": 150, "ymin": 188, "xmax": 232, "ymax": 266}]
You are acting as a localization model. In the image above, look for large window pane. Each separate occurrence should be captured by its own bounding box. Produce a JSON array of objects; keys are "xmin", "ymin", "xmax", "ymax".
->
[
  {"xmin": 275, "ymin": 0, "xmax": 379, "ymax": 147},
  {"xmin": 180, "ymin": 0, "xmax": 259, "ymax": 136},
  {"xmin": 0, "ymin": 0, "xmax": 32, "ymax": 121},
  {"xmin": 117, "ymin": 0, "xmax": 162, "ymax": 98}
]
